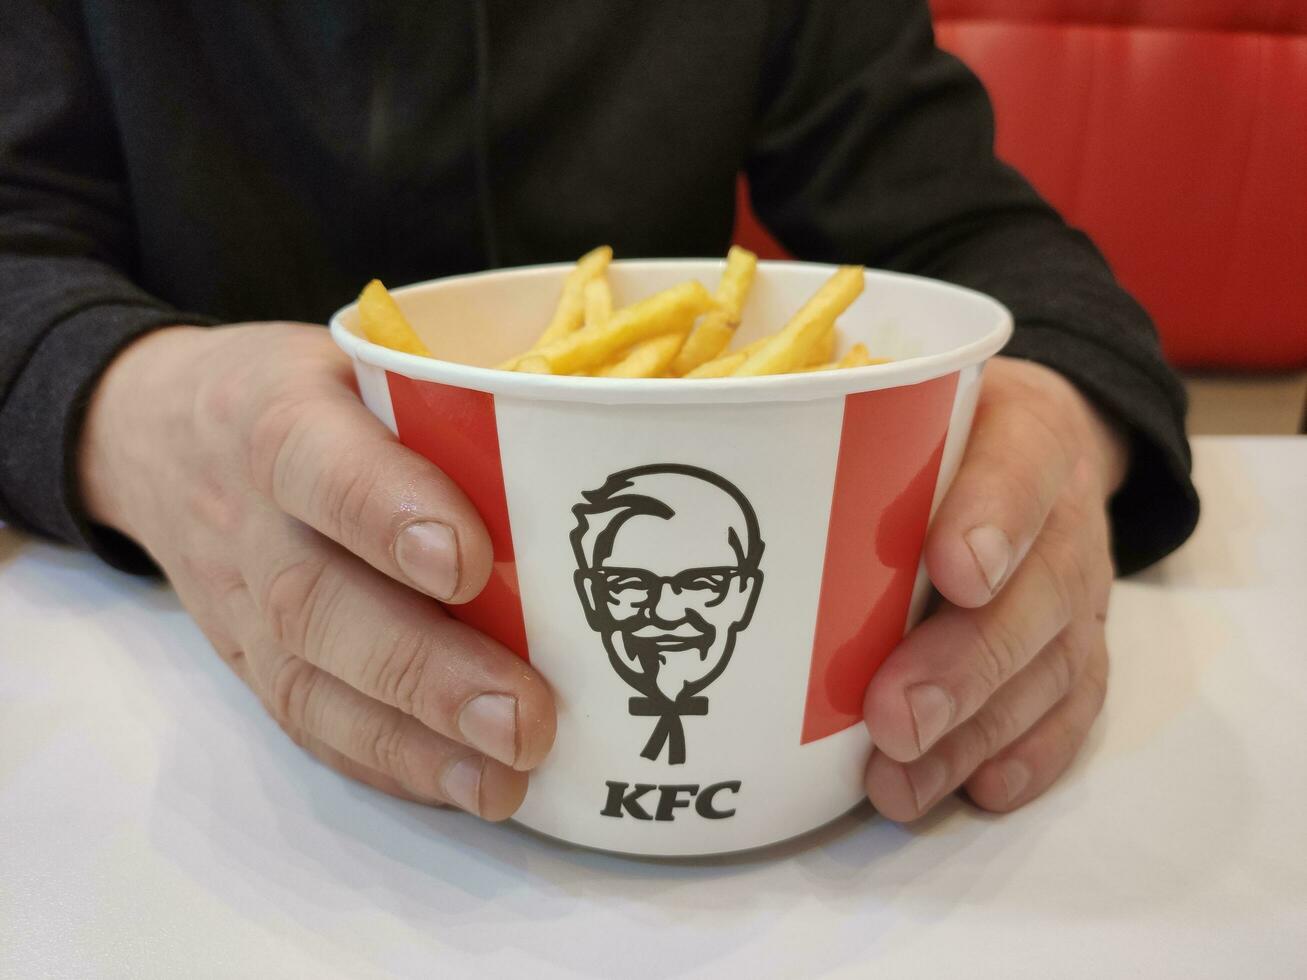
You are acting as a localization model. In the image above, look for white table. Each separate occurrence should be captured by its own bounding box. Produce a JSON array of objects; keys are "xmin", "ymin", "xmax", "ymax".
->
[{"xmin": 3, "ymin": 436, "xmax": 1305, "ymax": 979}]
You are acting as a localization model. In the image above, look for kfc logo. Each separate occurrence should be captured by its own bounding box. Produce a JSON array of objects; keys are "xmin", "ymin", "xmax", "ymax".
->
[{"xmin": 571, "ymin": 464, "xmax": 765, "ymax": 765}]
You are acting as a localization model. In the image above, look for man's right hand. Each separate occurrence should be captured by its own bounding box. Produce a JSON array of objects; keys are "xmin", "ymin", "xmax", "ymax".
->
[{"xmin": 79, "ymin": 323, "xmax": 556, "ymax": 818}]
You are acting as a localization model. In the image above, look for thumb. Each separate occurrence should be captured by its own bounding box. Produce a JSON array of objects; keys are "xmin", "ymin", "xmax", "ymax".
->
[{"xmin": 925, "ymin": 363, "xmax": 1073, "ymax": 608}]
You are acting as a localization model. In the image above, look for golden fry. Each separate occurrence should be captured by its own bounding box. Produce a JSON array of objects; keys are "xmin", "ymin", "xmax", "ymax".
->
[
  {"xmin": 685, "ymin": 349, "xmax": 748, "ymax": 378},
  {"xmin": 534, "ymin": 245, "xmax": 613, "ymax": 347},
  {"xmin": 683, "ymin": 336, "xmax": 770, "ymax": 378},
  {"xmin": 732, "ymin": 266, "xmax": 864, "ymax": 376},
  {"xmin": 669, "ymin": 245, "xmax": 757, "ymax": 375},
  {"xmin": 836, "ymin": 343, "xmax": 880, "ymax": 369},
  {"xmin": 669, "ymin": 314, "xmax": 734, "ymax": 376},
  {"xmin": 584, "ymin": 277, "xmax": 613, "ymax": 329},
  {"xmin": 515, "ymin": 355, "xmax": 553, "ymax": 374},
  {"xmin": 715, "ymin": 245, "xmax": 757, "ymax": 320},
  {"xmin": 523, "ymin": 280, "xmax": 713, "ymax": 375},
  {"xmin": 805, "ymin": 327, "xmax": 836, "ymax": 367},
  {"xmin": 357, "ymin": 279, "xmax": 431, "ymax": 356},
  {"xmin": 597, "ymin": 331, "xmax": 688, "ymax": 378},
  {"xmin": 798, "ymin": 343, "xmax": 881, "ymax": 372}
]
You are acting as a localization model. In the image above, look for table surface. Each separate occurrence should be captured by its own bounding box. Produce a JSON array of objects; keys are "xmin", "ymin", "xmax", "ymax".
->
[{"xmin": 3, "ymin": 436, "xmax": 1306, "ymax": 979}]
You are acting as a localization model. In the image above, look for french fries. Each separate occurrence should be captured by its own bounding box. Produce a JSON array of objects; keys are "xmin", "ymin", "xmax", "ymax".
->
[
  {"xmin": 799, "ymin": 343, "xmax": 886, "ymax": 372},
  {"xmin": 806, "ymin": 327, "xmax": 837, "ymax": 367},
  {"xmin": 670, "ymin": 316, "xmax": 734, "ymax": 374},
  {"xmin": 684, "ymin": 337, "xmax": 769, "ymax": 378},
  {"xmin": 535, "ymin": 245, "xmax": 612, "ymax": 347},
  {"xmin": 732, "ymin": 266, "xmax": 864, "ymax": 377},
  {"xmin": 841, "ymin": 344, "xmax": 888, "ymax": 368},
  {"xmin": 496, "ymin": 247, "xmax": 612, "ymax": 369},
  {"xmin": 522, "ymin": 280, "xmax": 713, "ymax": 375},
  {"xmin": 357, "ymin": 249, "xmax": 888, "ymax": 380},
  {"xmin": 597, "ymin": 331, "xmax": 689, "ymax": 378},
  {"xmin": 584, "ymin": 277, "xmax": 613, "ymax": 329},
  {"xmin": 714, "ymin": 245, "xmax": 757, "ymax": 318},
  {"xmin": 358, "ymin": 279, "xmax": 431, "ymax": 356},
  {"xmin": 670, "ymin": 245, "xmax": 757, "ymax": 375}
]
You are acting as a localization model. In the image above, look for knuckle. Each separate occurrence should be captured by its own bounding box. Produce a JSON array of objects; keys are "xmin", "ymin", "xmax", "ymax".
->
[
  {"xmin": 969, "ymin": 704, "xmax": 1011, "ymax": 763},
  {"xmin": 1013, "ymin": 396, "xmax": 1074, "ymax": 474},
  {"xmin": 178, "ymin": 551, "xmax": 241, "ymax": 596},
  {"xmin": 247, "ymin": 391, "xmax": 314, "ymax": 499},
  {"xmin": 1047, "ymin": 711, "xmax": 1087, "ymax": 769},
  {"xmin": 195, "ymin": 374, "xmax": 240, "ymax": 428},
  {"xmin": 367, "ymin": 631, "xmax": 435, "ymax": 720},
  {"xmin": 967, "ymin": 442, "xmax": 1046, "ymax": 522},
  {"xmin": 313, "ymin": 454, "xmax": 383, "ymax": 552},
  {"xmin": 1082, "ymin": 648, "xmax": 1110, "ymax": 714},
  {"xmin": 260, "ymin": 555, "xmax": 335, "ymax": 654},
  {"xmin": 1019, "ymin": 360, "xmax": 1080, "ymax": 420},
  {"xmin": 1030, "ymin": 543, "xmax": 1078, "ymax": 625},
  {"xmin": 1053, "ymin": 662, "xmax": 1109, "ymax": 765},
  {"xmin": 268, "ymin": 656, "xmax": 318, "ymax": 731},
  {"xmin": 968, "ymin": 613, "xmax": 1024, "ymax": 693},
  {"xmin": 1044, "ymin": 633, "xmax": 1082, "ymax": 703},
  {"xmin": 364, "ymin": 719, "xmax": 416, "ymax": 787},
  {"xmin": 1063, "ymin": 548, "xmax": 1097, "ymax": 614},
  {"xmin": 185, "ymin": 479, "xmax": 243, "ymax": 537},
  {"xmin": 193, "ymin": 356, "xmax": 261, "ymax": 432},
  {"xmin": 1059, "ymin": 487, "xmax": 1111, "ymax": 585}
]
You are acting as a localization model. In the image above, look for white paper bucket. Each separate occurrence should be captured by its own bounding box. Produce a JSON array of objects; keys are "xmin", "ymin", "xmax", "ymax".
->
[{"xmin": 330, "ymin": 260, "xmax": 1011, "ymax": 856}]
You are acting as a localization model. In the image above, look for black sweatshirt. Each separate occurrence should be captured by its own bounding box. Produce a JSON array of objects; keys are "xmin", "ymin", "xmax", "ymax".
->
[{"xmin": 0, "ymin": 0, "xmax": 1197, "ymax": 576}]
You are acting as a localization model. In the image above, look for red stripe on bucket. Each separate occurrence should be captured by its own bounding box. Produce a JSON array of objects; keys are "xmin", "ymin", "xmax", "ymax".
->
[
  {"xmin": 386, "ymin": 375, "xmax": 530, "ymax": 661},
  {"xmin": 801, "ymin": 373, "xmax": 960, "ymax": 744}
]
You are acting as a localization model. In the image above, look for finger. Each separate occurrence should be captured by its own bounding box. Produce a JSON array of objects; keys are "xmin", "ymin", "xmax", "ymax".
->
[
  {"xmin": 240, "ymin": 511, "xmax": 556, "ymax": 771},
  {"xmin": 865, "ymin": 619, "xmax": 1096, "ymax": 821},
  {"xmin": 866, "ymin": 481, "xmax": 1109, "ymax": 762},
  {"xmin": 247, "ymin": 380, "xmax": 493, "ymax": 604},
  {"xmin": 964, "ymin": 635, "xmax": 1109, "ymax": 813},
  {"xmin": 254, "ymin": 651, "xmax": 528, "ymax": 820},
  {"xmin": 290, "ymin": 725, "xmax": 450, "ymax": 807},
  {"xmin": 925, "ymin": 359, "xmax": 1077, "ymax": 608}
]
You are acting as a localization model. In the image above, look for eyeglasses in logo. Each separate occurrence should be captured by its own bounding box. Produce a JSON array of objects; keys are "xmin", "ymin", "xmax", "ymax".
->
[{"xmin": 571, "ymin": 464, "xmax": 765, "ymax": 765}]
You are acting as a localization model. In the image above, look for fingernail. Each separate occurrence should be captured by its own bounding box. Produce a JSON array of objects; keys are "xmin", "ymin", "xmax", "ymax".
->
[
  {"xmin": 906, "ymin": 683, "xmax": 954, "ymax": 753},
  {"xmin": 458, "ymin": 693, "xmax": 519, "ymax": 768},
  {"xmin": 908, "ymin": 756, "xmax": 950, "ymax": 812},
  {"xmin": 965, "ymin": 524, "xmax": 1012, "ymax": 595},
  {"xmin": 394, "ymin": 521, "xmax": 460, "ymax": 600},
  {"xmin": 999, "ymin": 758, "xmax": 1031, "ymax": 804},
  {"xmin": 442, "ymin": 755, "xmax": 484, "ymax": 814}
]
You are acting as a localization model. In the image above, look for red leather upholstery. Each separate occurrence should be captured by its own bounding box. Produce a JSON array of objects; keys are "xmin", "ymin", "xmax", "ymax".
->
[
  {"xmin": 932, "ymin": 1, "xmax": 1307, "ymax": 34},
  {"xmin": 733, "ymin": 2, "xmax": 1307, "ymax": 369}
]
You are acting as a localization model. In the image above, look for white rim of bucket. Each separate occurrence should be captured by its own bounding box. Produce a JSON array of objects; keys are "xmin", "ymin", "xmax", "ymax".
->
[{"xmin": 329, "ymin": 260, "xmax": 1013, "ymax": 405}]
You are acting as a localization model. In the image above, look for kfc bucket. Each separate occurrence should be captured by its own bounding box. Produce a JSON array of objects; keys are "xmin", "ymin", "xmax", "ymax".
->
[{"xmin": 330, "ymin": 260, "xmax": 1012, "ymax": 856}]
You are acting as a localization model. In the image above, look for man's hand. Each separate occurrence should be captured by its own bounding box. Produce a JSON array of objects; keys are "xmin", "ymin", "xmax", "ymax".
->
[
  {"xmin": 864, "ymin": 356, "xmax": 1128, "ymax": 819},
  {"xmin": 80, "ymin": 324, "xmax": 556, "ymax": 818}
]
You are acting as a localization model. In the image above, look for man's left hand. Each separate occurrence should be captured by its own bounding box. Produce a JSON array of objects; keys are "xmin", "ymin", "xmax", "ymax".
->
[{"xmin": 864, "ymin": 355, "xmax": 1129, "ymax": 819}]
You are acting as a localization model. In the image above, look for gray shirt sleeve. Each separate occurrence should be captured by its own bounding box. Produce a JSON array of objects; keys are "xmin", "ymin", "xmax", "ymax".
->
[{"xmin": 0, "ymin": 0, "xmax": 213, "ymax": 571}]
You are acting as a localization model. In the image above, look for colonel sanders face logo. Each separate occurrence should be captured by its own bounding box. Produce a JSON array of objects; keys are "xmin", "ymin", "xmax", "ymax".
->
[{"xmin": 572, "ymin": 464, "xmax": 765, "ymax": 765}]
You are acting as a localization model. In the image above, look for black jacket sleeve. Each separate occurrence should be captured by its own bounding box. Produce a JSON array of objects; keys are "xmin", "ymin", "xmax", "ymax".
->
[
  {"xmin": 748, "ymin": 0, "xmax": 1199, "ymax": 574},
  {"xmin": 0, "ymin": 0, "xmax": 213, "ymax": 571}
]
